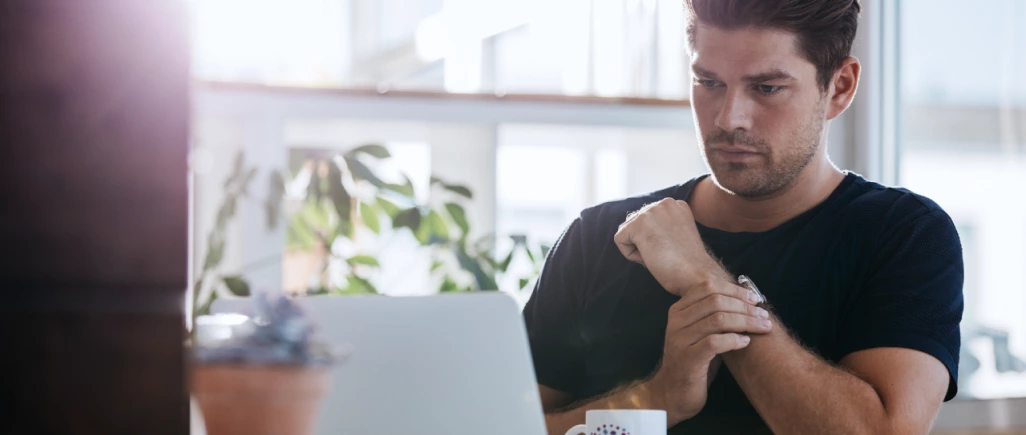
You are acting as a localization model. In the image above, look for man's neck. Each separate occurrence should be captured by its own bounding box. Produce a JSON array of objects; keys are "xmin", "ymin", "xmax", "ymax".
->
[{"xmin": 690, "ymin": 160, "xmax": 846, "ymax": 233}]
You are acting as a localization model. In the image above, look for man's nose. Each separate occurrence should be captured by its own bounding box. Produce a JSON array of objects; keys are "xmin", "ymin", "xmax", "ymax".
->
[{"xmin": 714, "ymin": 88, "xmax": 754, "ymax": 133}]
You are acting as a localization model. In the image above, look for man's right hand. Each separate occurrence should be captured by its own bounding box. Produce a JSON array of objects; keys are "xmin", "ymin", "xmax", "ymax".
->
[{"xmin": 644, "ymin": 279, "xmax": 773, "ymax": 424}]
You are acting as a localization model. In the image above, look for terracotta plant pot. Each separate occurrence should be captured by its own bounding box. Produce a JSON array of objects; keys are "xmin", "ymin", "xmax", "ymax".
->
[{"xmin": 192, "ymin": 364, "xmax": 331, "ymax": 435}]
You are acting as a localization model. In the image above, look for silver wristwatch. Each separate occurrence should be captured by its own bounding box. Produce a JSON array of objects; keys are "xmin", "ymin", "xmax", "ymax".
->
[{"xmin": 737, "ymin": 275, "xmax": 766, "ymax": 305}]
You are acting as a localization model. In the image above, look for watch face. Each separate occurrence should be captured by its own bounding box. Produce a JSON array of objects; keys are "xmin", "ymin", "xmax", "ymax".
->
[{"xmin": 737, "ymin": 275, "xmax": 766, "ymax": 304}]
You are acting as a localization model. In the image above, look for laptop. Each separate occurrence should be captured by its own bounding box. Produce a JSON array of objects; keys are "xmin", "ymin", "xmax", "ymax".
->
[{"xmin": 211, "ymin": 292, "xmax": 548, "ymax": 435}]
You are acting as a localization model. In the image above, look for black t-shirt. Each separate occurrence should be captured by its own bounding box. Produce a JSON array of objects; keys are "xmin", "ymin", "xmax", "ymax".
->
[{"xmin": 523, "ymin": 173, "xmax": 963, "ymax": 433}]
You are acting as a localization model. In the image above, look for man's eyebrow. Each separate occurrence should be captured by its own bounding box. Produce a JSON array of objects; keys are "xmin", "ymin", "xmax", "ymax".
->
[
  {"xmin": 741, "ymin": 69, "xmax": 795, "ymax": 83},
  {"xmin": 692, "ymin": 66, "xmax": 796, "ymax": 83},
  {"xmin": 691, "ymin": 65, "xmax": 719, "ymax": 79}
]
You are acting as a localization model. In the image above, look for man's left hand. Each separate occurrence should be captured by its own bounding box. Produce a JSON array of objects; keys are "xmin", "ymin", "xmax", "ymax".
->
[{"xmin": 613, "ymin": 198, "xmax": 725, "ymax": 295}]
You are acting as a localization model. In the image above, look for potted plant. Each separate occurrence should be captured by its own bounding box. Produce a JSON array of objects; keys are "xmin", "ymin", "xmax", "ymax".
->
[
  {"xmin": 191, "ymin": 293, "xmax": 343, "ymax": 435},
  {"xmin": 188, "ymin": 146, "xmax": 550, "ymax": 431},
  {"xmin": 191, "ymin": 146, "xmax": 549, "ymax": 322}
]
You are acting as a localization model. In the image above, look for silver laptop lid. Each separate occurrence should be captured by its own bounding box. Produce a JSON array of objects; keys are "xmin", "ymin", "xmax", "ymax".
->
[{"xmin": 211, "ymin": 292, "xmax": 547, "ymax": 435}]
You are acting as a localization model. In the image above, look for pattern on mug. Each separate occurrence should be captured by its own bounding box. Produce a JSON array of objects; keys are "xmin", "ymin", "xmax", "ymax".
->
[{"xmin": 591, "ymin": 423, "xmax": 630, "ymax": 435}]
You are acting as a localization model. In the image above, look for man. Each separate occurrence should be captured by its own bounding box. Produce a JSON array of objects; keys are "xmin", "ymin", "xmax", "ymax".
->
[{"xmin": 523, "ymin": 0, "xmax": 963, "ymax": 433}]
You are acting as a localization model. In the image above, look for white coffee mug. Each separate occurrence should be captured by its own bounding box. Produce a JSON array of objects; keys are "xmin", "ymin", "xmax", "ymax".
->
[{"xmin": 564, "ymin": 409, "xmax": 667, "ymax": 435}]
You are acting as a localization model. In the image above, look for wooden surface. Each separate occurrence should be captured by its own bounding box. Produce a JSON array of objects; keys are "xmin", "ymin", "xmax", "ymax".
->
[{"xmin": 0, "ymin": 1, "xmax": 190, "ymax": 434}]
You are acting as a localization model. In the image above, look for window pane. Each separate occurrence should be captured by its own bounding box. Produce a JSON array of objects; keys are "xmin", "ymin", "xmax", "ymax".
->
[
  {"xmin": 898, "ymin": 0, "xmax": 1026, "ymax": 399},
  {"xmin": 188, "ymin": 0, "xmax": 690, "ymax": 98}
]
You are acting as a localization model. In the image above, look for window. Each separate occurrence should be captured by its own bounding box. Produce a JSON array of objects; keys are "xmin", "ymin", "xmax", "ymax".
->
[
  {"xmin": 897, "ymin": 0, "xmax": 1026, "ymax": 399},
  {"xmin": 187, "ymin": 0, "xmax": 690, "ymax": 98}
]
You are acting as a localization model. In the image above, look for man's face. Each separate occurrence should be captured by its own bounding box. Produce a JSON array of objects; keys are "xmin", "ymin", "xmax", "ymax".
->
[{"xmin": 689, "ymin": 23, "xmax": 829, "ymax": 198}]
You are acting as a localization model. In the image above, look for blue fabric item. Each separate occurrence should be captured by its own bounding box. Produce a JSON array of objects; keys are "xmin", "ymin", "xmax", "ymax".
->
[{"xmin": 523, "ymin": 172, "xmax": 964, "ymax": 433}]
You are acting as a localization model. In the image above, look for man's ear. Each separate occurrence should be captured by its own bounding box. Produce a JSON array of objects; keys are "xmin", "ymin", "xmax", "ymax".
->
[{"xmin": 826, "ymin": 57, "xmax": 860, "ymax": 120}]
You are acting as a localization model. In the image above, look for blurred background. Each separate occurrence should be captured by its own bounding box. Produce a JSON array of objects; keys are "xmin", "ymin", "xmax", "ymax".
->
[
  {"xmin": 188, "ymin": 0, "xmax": 1026, "ymax": 403},
  {"xmin": 1, "ymin": 0, "xmax": 1023, "ymax": 434}
]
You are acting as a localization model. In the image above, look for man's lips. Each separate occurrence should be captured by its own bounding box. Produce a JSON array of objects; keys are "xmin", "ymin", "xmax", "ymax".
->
[
  {"xmin": 711, "ymin": 146, "xmax": 762, "ymax": 162},
  {"xmin": 712, "ymin": 145, "xmax": 761, "ymax": 154}
]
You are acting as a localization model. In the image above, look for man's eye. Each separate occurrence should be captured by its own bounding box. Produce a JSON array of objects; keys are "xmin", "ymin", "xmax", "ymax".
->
[
  {"xmin": 696, "ymin": 79, "xmax": 722, "ymax": 89},
  {"xmin": 756, "ymin": 84, "xmax": 782, "ymax": 94}
]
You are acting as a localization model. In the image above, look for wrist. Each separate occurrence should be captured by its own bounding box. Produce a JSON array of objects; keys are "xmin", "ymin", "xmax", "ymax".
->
[
  {"xmin": 638, "ymin": 377, "xmax": 685, "ymax": 426},
  {"xmin": 681, "ymin": 272, "xmax": 732, "ymax": 296}
]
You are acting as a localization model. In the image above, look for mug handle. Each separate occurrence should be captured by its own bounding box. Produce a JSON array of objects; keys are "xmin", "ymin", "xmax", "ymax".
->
[{"xmin": 565, "ymin": 424, "xmax": 587, "ymax": 435}]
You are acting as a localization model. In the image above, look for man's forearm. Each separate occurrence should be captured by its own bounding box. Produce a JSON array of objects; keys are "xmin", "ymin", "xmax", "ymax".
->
[
  {"xmin": 544, "ymin": 380, "xmax": 666, "ymax": 435},
  {"xmin": 721, "ymin": 315, "xmax": 888, "ymax": 434}
]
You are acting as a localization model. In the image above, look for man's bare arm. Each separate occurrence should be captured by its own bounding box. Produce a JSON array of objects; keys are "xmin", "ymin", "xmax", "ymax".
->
[
  {"xmin": 539, "ymin": 381, "xmax": 666, "ymax": 435},
  {"xmin": 538, "ymin": 281, "xmax": 766, "ymax": 435},
  {"xmin": 722, "ymin": 311, "xmax": 949, "ymax": 434}
]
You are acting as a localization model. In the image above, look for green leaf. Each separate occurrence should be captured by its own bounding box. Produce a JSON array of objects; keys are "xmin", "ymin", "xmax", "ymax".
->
[
  {"xmin": 523, "ymin": 243, "xmax": 537, "ymax": 264},
  {"xmin": 241, "ymin": 167, "xmax": 258, "ymax": 194},
  {"xmin": 414, "ymin": 220, "xmax": 431, "ymax": 244},
  {"xmin": 327, "ymin": 161, "xmax": 352, "ymax": 221},
  {"xmin": 443, "ymin": 183, "xmax": 473, "ymax": 199},
  {"xmin": 455, "ymin": 249, "xmax": 498, "ymax": 290},
  {"xmin": 359, "ymin": 201, "xmax": 381, "ymax": 233},
  {"xmin": 415, "ymin": 210, "xmax": 449, "ymax": 245},
  {"xmin": 222, "ymin": 275, "xmax": 251, "ymax": 297},
  {"xmin": 196, "ymin": 290, "xmax": 218, "ymax": 316},
  {"xmin": 393, "ymin": 208, "xmax": 422, "ymax": 232},
  {"xmin": 384, "ymin": 183, "xmax": 414, "ymax": 198},
  {"xmin": 348, "ymin": 255, "xmax": 380, "ymax": 267},
  {"xmin": 203, "ymin": 233, "xmax": 225, "ymax": 270},
  {"xmin": 430, "ymin": 260, "xmax": 444, "ymax": 272},
  {"xmin": 215, "ymin": 196, "xmax": 237, "ymax": 229},
  {"xmin": 498, "ymin": 249, "xmax": 515, "ymax": 272},
  {"xmin": 286, "ymin": 224, "xmax": 315, "ymax": 250},
  {"xmin": 444, "ymin": 203, "xmax": 469, "ymax": 236},
  {"xmin": 376, "ymin": 196, "xmax": 402, "ymax": 219},
  {"xmin": 439, "ymin": 277, "xmax": 461, "ymax": 293},
  {"xmin": 338, "ymin": 276, "xmax": 378, "ymax": 295},
  {"xmin": 474, "ymin": 234, "xmax": 495, "ymax": 255},
  {"xmin": 430, "ymin": 210, "xmax": 450, "ymax": 241},
  {"xmin": 308, "ymin": 161, "xmax": 323, "ymax": 202},
  {"xmin": 348, "ymin": 144, "xmax": 390, "ymax": 159},
  {"xmin": 343, "ymin": 155, "xmax": 387, "ymax": 188},
  {"xmin": 431, "ymin": 176, "xmax": 473, "ymax": 199},
  {"xmin": 224, "ymin": 151, "xmax": 245, "ymax": 189},
  {"xmin": 336, "ymin": 219, "xmax": 355, "ymax": 240},
  {"xmin": 287, "ymin": 201, "xmax": 334, "ymax": 249},
  {"xmin": 305, "ymin": 286, "xmax": 330, "ymax": 296},
  {"xmin": 519, "ymin": 278, "xmax": 531, "ymax": 289},
  {"xmin": 384, "ymin": 174, "xmax": 416, "ymax": 197}
]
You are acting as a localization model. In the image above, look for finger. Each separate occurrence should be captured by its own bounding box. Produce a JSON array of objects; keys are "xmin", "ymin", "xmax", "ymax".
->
[
  {"xmin": 675, "ymin": 279, "xmax": 761, "ymax": 310},
  {"xmin": 670, "ymin": 293, "xmax": 769, "ymax": 329},
  {"xmin": 691, "ymin": 333, "xmax": 751, "ymax": 360},
  {"xmin": 620, "ymin": 199, "xmax": 663, "ymax": 230},
  {"xmin": 680, "ymin": 312, "xmax": 772, "ymax": 346},
  {"xmin": 707, "ymin": 356, "xmax": 723, "ymax": 387},
  {"xmin": 673, "ymin": 199, "xmax": 695, "ymax": 216},
  {"xmin": 624, "ymin": 198, "xmax": 675, "ymax": 231},
  {"xmin": 613, "ymin": 220, "xmax": 645, "ymax": 265}
]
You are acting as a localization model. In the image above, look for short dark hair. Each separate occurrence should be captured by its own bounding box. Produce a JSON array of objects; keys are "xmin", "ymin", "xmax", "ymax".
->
[{"xmin": 683, "ymin": 0, "xmax": 861, "ymax": 91}]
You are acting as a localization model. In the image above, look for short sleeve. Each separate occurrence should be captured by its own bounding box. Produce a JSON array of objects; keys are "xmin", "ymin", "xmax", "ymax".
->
[
  {"xmin": 837, "ymin": 210, "xmax": 964, "ymax": 401},
  {"xmin": 523, "ymin": 218, "xmax": 589, "ymax": 394}
]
